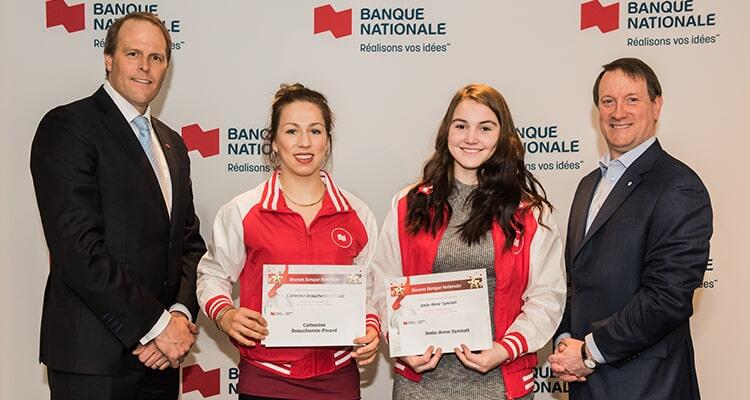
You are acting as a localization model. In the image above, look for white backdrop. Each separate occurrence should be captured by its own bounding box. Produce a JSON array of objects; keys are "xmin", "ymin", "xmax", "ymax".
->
[{"xmin": 2, "ymin": 1, "xmax": 749, "ymax": 398}]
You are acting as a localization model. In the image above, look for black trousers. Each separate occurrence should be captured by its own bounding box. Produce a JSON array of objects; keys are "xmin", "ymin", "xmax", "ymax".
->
[{"xmin": 48, "ymin": 367, "xmax": 179, "ymax": 400}]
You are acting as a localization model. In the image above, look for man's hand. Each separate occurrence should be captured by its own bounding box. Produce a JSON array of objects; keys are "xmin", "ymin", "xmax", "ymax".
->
[
  {"xmin": 548, "ymin": 338, "xmax": 592, "ymax": 382},
  {"xmin": 132, "ymin": 341, "xmax": 170, "ymax": 370},
  {"xmin": 154, "ymin": 312, "xmax": 197, "ymax": 367},
  {"xmin": 454, "ymin": 342, "xmax": 508, "ymax": 373},
  {"xmin": 351, "ymin": 326, "xmax": 380, "ymax": 366},
  {"xmin": 399, "ymin": 346, "xmax": 443, "ymax": 373},
  {"xmin": 172, "ymin": 311, "xmax": 199, "ymax": 336},
  {"xmin": 218, "ymin": 307, "xmax": 268, "ymax": 347}
]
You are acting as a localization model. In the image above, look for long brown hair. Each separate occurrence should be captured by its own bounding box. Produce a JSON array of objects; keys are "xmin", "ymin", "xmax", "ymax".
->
[{"xmin": 406, "ymin": 84, "xmax": 551, "ymax": 250}]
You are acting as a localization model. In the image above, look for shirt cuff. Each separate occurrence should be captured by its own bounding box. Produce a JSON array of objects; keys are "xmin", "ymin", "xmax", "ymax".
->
[
  {"xmin": 139, "ymin": 310, "xmax": 170, "ymax": 345},
  {"xmin": 585, "ymin": 333, "xmax": 607, "ymax": 364},
  {"xmin": 554, "ymin": 332, "xmax": 571, "ymax": 349},
  {"xmin": 169, "ymin": 303, "xmax": 193, "ymax": 322}
]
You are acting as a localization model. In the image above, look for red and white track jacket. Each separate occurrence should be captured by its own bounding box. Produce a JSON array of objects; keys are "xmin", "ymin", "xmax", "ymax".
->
[
  {"xmin": 371, "ymin": 186, "xmax": 566, "ymax": 399},
  {"xmin": 197, "ymin": 171, "xmax": 380, "ymax": 379}
]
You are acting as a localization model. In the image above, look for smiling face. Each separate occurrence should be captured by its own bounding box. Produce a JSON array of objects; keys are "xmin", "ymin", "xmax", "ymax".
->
[
  {"xmin": 272, "ymin": 101, "xmax": 329, "ymax": 178},
  {"xmin": 104, "ymin": 19, "xmax": 169, "ymax": 114},
  {"xmin": 597, "ymin": 69, "xmax": 663, "ymax": 159},
  {"xmin": 447, "ymin": 99, "xmax": 500, "ymax": 184}
]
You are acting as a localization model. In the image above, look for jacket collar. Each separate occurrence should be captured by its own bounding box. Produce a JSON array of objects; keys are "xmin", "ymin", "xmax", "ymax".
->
[
  {"xmin": 260, "ymin": 170, "xmax": 352, "ymax": 214},
  {"xmin": 102, "ymin": 80, "xmax": 152, "ymax": 125},
  {"xmin": 571, "ymin": 139, "xmax": 664, "ymax": 260}
]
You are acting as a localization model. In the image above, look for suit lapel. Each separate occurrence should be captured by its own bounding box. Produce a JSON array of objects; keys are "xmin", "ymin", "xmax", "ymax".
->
[
  {"xmin": 579, "ymin": 169, "xmax": 642, "ymax": 248},
  {"xmin": 568, "ymin": 170, "xmax": 600, "ymax": 260},
  {"xmin": 93, "ymin": 87, "xmax": 170, "ymax": 221},
  {"xmin": 573, "ymin": 141, "xmax": 664, "ymax": 261},
  {"xmin": 152, "ymin": 118, "xmax": 178, "ymax": 221}
]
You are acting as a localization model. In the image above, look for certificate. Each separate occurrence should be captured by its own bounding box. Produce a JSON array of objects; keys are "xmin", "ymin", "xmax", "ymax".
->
[
  {"xmin": 262, "ymin": 264, "xmax": 365, "ymax": 347},
  {"xmin": 386, "ymin": 269, "xmax": 492, "ymax": 357}
]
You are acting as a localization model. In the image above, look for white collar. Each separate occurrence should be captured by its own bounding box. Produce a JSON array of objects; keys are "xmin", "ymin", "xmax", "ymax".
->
[{"xmin": 103, "ymin": 80, "xmax": 152, "ymax": 125}]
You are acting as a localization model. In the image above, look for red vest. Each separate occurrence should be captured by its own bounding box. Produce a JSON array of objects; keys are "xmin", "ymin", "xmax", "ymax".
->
[{"xmin": 394, "ymin": 194, "xmax": 539, "ymax": 399}]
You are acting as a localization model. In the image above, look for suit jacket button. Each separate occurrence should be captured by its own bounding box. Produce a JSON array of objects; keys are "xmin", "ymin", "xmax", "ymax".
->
[{"xmin": 163, "ymin": 280, "xmax": 167, "ymax": 287}]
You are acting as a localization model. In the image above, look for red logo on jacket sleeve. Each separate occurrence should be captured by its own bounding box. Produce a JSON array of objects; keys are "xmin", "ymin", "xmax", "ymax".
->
[
  {"xmin": 181, "ymin": 123, "xmax": 220, "ymax": 158},
  {"xmin": 182, "ymin": 364, "xmax": 221, "ymax": 397},
  {"xmin": 580, "ymin": 0, "xmax": 620, "ymax": 33},
  {"xmin": 314, "ymin": 4, "xmax": 353, "ymax": 38},
  {"xmin": 46, "ymin": 0, "xmax": 85, "ymax": 33}
]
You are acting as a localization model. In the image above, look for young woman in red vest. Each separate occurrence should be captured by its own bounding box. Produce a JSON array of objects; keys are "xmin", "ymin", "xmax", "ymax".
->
[
  {"xmin": 197, "ymin": 84, "xmax": 380, "ymax": 400},
  {"xmin": 372, "ymin": 84, "xmax": 566, "ymax": 400}
]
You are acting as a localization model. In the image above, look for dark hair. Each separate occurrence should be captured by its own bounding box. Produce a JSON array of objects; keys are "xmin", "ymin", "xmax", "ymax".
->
[
  {"xmin": 593, "ymin": 57, "xmax": 662, "ymax": 104},
  {"xmin": 265, "ymin": 83, "xmax": 335, "ymax": 169},
  {"xmin": 104, "ymin": 12, "xmax": 172, "ymax": 72},
  {"xmin": 406, "ymin": 84, "xmax": 551, "ymax": 250}
]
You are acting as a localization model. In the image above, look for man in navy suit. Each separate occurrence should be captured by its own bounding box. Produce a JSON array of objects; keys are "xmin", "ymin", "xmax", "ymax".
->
[
  {"xmin": 31, "ymin": 12, "xmax": 205, "ymax": 399},
  {"xmin": 548, "ymin": 58, "xmax": 712, "ymax": 399}
]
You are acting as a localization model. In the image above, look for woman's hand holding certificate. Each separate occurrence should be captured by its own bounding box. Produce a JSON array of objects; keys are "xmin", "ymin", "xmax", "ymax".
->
[
  {"xmin": 351, "ymin": 326, "xmax": 381, "ymax": 366},
  {"xmin": 218, "ymin": 307, "xmax": 268, "ymax": 347},
  {"xmin": 454, "ymin": 341, "xmax": 509, "ymax": 373}
]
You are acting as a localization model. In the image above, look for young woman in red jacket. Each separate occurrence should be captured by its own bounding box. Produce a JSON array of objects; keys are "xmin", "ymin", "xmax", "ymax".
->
[
  {"xmin": 372, "ymin": 84, "xmax": 566, "ymax": 400},
  {"xmin": 197, "ymin": 84, "xmax": 380, "ymax": 400}
]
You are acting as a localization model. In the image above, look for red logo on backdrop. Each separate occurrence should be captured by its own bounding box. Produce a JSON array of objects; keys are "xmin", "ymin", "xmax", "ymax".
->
[
  {"xmin": 580, "ymin": 0, "xmax": 620, "ymax": 33},
  {"xmin": 46, "ymin": 0, "xmax": 85, "ymax": 33},
  {"xmin": 314, "ymin": 4, "xmax": 352, "ymax": 38},
  {"xmin": 331, "ymin": 227, "xmax": 353, "ymax": 248},
  {"xmin": 182, "ymin": 123, "xmax": 220, "ymax": 158},
  {"xmin": 182, "ymin": 364, "xmax": 221, "ymax": 398}
]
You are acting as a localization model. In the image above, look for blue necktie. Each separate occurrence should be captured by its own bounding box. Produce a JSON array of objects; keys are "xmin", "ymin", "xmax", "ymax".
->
[
  {"xmin": 132, "ymin": 115, "xmax": 158, "ymax": 171},
  {"xmin": 132, "ymin": 115, "xmax": 172, "ymax": 214}
]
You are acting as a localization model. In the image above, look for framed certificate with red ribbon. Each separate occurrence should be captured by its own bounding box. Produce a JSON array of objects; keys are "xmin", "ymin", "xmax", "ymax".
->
[
  {"xmin": 262, "ymin": 264, "xmax": 366, "ymax": 347},
  {"xmin": 386, "ymin": 269, "xmax": 492, "ymax": 357}
]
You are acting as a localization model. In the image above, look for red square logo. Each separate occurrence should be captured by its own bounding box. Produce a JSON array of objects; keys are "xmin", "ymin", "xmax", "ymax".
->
[
  {"xmin": 580, "ymin": 0, "xmax": 620, "ymax": 34},
  {"xmin": 46, "ymin": 0, "xmax": 85, "ymax": 33},
  {"xmin": 182, "ymin": 364, "xmax": 221, "ymax": 398},
  {"xmin": 314, "ymin": 4, "xmax": 353, "ymax": 38},
  {"xmin": 182, "ymin": 123, "xmax": 220, "ymax": 158}
]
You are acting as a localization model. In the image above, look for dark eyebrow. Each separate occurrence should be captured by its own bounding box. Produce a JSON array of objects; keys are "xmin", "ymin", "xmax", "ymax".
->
[
  {"xmin": 601, "ymin": 92, "xmax": 640, "ymax": 99},
  {"xmin": 451, "ymin": 118, "xmax": 498, "ymax": 126}
]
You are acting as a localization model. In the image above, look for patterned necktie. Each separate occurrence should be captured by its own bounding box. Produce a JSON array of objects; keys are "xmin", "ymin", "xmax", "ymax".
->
[{"xmin": 132, "ymin": 115, "xmax": 158, "ymax": 171}]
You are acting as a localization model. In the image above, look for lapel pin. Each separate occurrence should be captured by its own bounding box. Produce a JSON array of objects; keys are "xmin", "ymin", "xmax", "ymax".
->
[
  {"xmin": 164, "ymin": 143, "xmax": 171, "ymax": 150},
  {"xmin": 627, "ymin": 181, "xmax": 632, "ymax": 186}
]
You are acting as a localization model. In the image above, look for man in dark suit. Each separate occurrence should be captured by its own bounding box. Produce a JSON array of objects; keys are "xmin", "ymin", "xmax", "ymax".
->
[
  {"xmin": 548, "ymin": 58, "xmax": 712, "ymax": 399},
  {"xmin": 30, "ymin": 12, "xmax": 206, "ymax": 400}
]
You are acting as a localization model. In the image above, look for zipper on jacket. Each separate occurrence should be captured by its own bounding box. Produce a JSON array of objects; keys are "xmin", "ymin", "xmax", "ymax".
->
[
  {"xmin": 305, "ymin": 224, "xmax": 313, "ymax": 261},
  {"xmin": 303, "ymin": 209, "xmax": 327, "ymax": 262}
]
